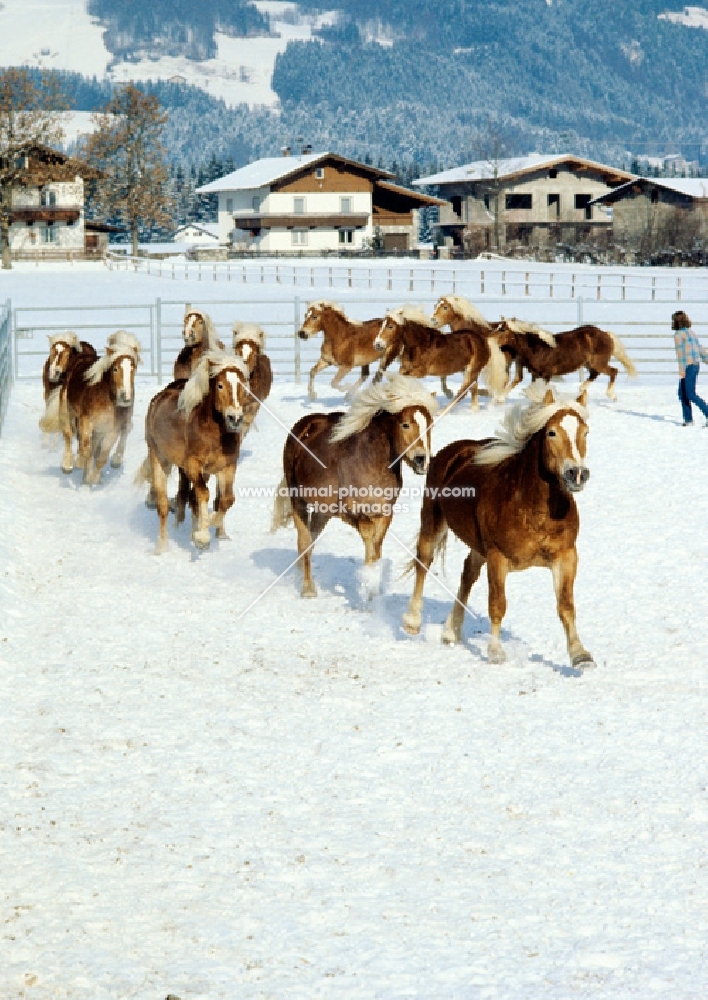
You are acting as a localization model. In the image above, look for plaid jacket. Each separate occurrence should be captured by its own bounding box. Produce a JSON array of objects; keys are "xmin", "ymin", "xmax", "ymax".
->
[{"xmin": 674, "ymin": 327, "xmax": 708, "ymax": 377}]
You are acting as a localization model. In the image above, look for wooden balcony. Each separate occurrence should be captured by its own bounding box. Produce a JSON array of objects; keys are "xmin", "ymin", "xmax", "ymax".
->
[
  {"xmin": 232, "ymin": 212, "xmax": 369, "ymax": 231},
  {"xmin": 11, "ymin": 206, "xmax": 81, "ymax": 224}
]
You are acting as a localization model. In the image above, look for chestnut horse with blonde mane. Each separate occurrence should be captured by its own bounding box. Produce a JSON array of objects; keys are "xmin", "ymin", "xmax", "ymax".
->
[
  {"xmin": 173, "ymin": 309, "xmax": 225, "ymax": 380},
  {"xmin": 297, "ymin": 300, "xmax": 383, "ymax": 401},
  {"xmin": 40, "ymin": 341, "xmax": 139, "ymax": 485},
  {"xmin": 373, "ymin": 306, "xmax": 508, "ymax": 409},
  {"xmin": 271, "ymin": 374, "xmax": 436, "ymax": 599},
  {"xmin": 402, "ymin": 383, "xmax": 595, "ymax": 669},
  {"xmin": 232, "ymin": 321, "xmax": 273, "ymax": 438},
  {"xmin": 137, "ymin": 351, "xmax": 249, "ymax": 552},
  {"xmin": 495, "ymin": 318, "xmax": 636, "ymax": 399},
  {"xmin": 42, "ymin": 331, "xmax": 96, "ymax": 405}
]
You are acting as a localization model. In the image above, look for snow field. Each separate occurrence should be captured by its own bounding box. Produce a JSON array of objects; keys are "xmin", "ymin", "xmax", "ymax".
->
[{"xmin": 1, "ymin": 264, "xmax": 707, "ymax": 998}]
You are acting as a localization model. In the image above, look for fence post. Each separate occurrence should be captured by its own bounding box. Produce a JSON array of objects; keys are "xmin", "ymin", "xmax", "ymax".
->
[
  {"xmin": 294, "ymin": 296, "xmax": 301, "ymax": 384},
  {"xmin": 676, "ymin": 276, "xmax": 681, "ymax": 301},
  {"xmin": 577, "ymin": 296, "xmax": 584, "ymax": 325},
  {"xmin": 480, "ymin": 270, "xmax": 485, "ymax": 295},
  {"xmin": 525, "ymin": 271, "xmax": 530, "ymax": 296},
  {"xmin": 155, "ymin": 297, "xmax": 162, "ymax": 383}
]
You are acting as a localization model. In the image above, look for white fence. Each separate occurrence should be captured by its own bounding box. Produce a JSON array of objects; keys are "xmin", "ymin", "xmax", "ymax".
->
[{"xmin": 0, "ymin": 299, "xmax": 11, "ymax": 437}]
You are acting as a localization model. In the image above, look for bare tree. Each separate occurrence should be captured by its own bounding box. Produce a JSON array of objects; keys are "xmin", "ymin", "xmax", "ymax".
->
[
  {"xmin": 83, "ymin": 85, "xmax": 173, "ymax": 256},
  {"xmin": 473, "ymin": 119, "xmax": 512, "ymax": 253},
  {"xmin": 0, "ymin": 69, "xmax": 68, "ymax": 269}
]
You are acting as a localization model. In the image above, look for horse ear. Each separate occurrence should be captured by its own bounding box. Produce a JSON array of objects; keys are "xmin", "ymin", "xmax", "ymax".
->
[
  {"xmin": 543, "ymin": 388, "xmax": 554, "ymax": 406},
  {"xmin": 577, "ymin": 389, "xmax": 587, "ymax": 407}
]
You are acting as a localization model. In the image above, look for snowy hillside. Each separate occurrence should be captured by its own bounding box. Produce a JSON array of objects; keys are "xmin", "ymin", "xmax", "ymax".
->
[{"xmin": 1, "ymin": 263, "xmax": 707, "ymax": 998}]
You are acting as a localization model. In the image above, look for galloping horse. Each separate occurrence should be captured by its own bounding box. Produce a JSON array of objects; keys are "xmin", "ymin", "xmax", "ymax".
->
[
  {"xmin": 430, "ymin": 295, "xmax": 505, "ymax": 398},
  {"xmin": 232, "ymin": 321, "xmax": 273, "ymax": 438},
  {"xmin": 373, "ymin": 306, "xmax": 508, "ymax": 409},
  {"xmin": 173, "ymin": 309, "xmax": 225, "ymax": 380},
  {"xmin": 402, "ymin": 383, "xmax": 595, "ymax": 670},
  {"xmin": 495, "ymin": 318, "xmax": 636, "ymax": 399},
  {"xmin": 40, "ymin": 341, "xmax": 139, "ymax": 485},
  {"xmin": 42, "ymin": 332, "xmax": 96, "ymax": 404},
  {"xmin": 138, "ymin": 351, "xmax": 248, "ymax": 552},
  {"xmin": 271, "ymin": 374, "xmax": 436, "ymax": 599},
  {"xmin": 105, "ymin": 330, "xmax": 142, "ymax": 468},
  {"xmin": 297, "ymin": 300, "xmax": 382, "ymax": 401}
]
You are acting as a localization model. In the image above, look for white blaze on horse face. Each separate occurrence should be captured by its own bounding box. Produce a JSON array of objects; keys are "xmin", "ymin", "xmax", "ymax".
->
[
  {"xmin": 225, "ymin": 371, "xmax": 244, "ymax": 415},
  {"xmin": 560, "ymin": 414, "xmax": 582, "ymax": 464},
  {"xmin": 184, "ymin": 314, "xmax": 198, "ymax": 344},
  {"xmin": 413, "ymin": 410, "xmax": 429, "ymax": 465},
  {"xmin": 120, "ymin": 358, "xmax": 133, "ymax": 402},
  {"xmin": 240, "ymin": 343, "xmax": 252, "ymax": 362},
  {"xmin": 49, "ymin": 343, "xmax": 65, "ymax": 379}
]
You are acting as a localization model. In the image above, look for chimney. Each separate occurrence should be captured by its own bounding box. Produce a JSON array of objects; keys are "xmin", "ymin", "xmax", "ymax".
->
[
  {"xmin": 301, "ymin": 143, "xmax": 312, "ymax": 156},
  {"xmin": 281, "ymin": 145, "xmax": 291, "ymax": 157}
]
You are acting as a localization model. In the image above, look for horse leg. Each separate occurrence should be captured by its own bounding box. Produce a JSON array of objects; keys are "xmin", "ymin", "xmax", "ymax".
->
[
  {"xmin": 173, "ymin": 468, "xmax": 190, "ymax": 524},
  {"xmin": 551, "ymin": 549, "xmax": 595, "ymax": 669},
  {"xmin": 86, "ymin": 427, "xmax": 119, "ymax": 486},
  {"xmin": 345, "ymin": 364, "xmax": 369, "ymax": 399},
  {"xmin": 210, "ymin": 467, "xmax": 236, "ymax": 539},
  {"xmin": 292, "ymin": 505, "xmax": 317, "ymax": 598},
  {"xmin": 184, "ymin": 462, "xmax": 211, "ymax": 550},
  {"xmin": 402, "ymin": 499, "xmax": 447, "ymax": 635},
  {"xmin": 78, "ymin": 415, "xmax": 93, "ymax": 484},
  {"xmin": 505, "ymin": 357, "xmax": 524, "ymax": 394},
  {"xmin": 440, "ymin": 376, "xmax": 454, "ymax": 399},
  {"xmin": 604, "ymin": 364, "xmax": 619, "ymax": 400},
  {"xmin": 308, "ymin": 357, "xmax": 330, "ymax": 401},
  {"xmin": 356, "ymin": 514, "xmax": 393, "ymax": 600},
  {"xmin": 151, "ymin": 452, "xmax": 171, "ymax": 554},
  {"xmin": 60, "ymin": 412, "xmax": 74, "ymax": 474},
  {"xmin": 110, "ymin": 407, "xmax": 132, "ymax": 468},
  {"xmin": 579, "ymin": 367, "xmax": 599, "ymax": 394},
  {"xmin": 486, "ymin": 548, "xmax": 509, "ymax": 663},
  {"xmin": 330, "ymin": 365, "xmax": 351, "ymax": 392},
  {"xmin": 442, "ymin": 549, "xmax": 485, "ymax": 645}
]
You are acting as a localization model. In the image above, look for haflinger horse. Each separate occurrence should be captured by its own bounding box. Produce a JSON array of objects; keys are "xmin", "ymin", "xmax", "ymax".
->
[
  {"xmin": 42, "ymin": 331, "xmax": 97, "ymax": 404},
  {"xmin": 373, "ymin": 306, "xmax": 508, "ymax": 409},
  {"xmin": 271, "ymin": 374, "xmax": 437, "ymax": 600},
  {"xmin": 495, "ymin": 318, "xmax": 636, "ymax": 400},
  {"xmin": 105, "ymin": 330, "xmax": 142, "ymax": 468},
  {"xmin": 297, "ymin": 300, "xmax": 383, "ymax": 401},
  {"xmin": 173, "ymin": 309, "xmax": 225, "ymax": 380},
  {"xmin": 232, "ymin": 321, "xmax": 273, "ymax": 438},
  {"xmin": 402, "ymin": 382, "xmax": 595, "ymax": 670},
  {"xmin": 40, "ymin": 339, "xmax": 139, "ymax": 485},
  {"xmin": 137, "ymin": 351, "xmax": 248, "ymax": 553}
]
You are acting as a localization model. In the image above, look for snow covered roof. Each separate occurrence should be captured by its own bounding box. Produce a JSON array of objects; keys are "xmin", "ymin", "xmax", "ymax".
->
[
  {"xmin": 592, "ymin": 176, "xmax": 708, "ymax": 204},
  {"xmin": 173, "ymin": 222, "xmax": 220, "ymax": 240},
  {"xmin": 196, "ymin": 152, "xmax": 392, "ymax": 193},
  {"xmin": 413, "ymin": 153, "xmax": 632, "ymax": 188}
]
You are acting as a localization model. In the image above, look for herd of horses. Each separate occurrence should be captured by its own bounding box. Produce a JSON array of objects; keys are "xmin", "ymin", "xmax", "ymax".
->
[{"xmin": 37, "ymin": 295, "xmax": 638, "ymax": 670}]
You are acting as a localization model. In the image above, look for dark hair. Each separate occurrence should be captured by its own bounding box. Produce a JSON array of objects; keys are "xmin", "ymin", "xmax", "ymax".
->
[{"xmin": 672, "ymin": 310, "xmax": 691, "ymax": 330}]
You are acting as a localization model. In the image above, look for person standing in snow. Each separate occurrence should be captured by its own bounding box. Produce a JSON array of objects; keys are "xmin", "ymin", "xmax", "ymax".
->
[{"xmin": 672, "ymin": 310, "xmax": 708, "ymax": 426}]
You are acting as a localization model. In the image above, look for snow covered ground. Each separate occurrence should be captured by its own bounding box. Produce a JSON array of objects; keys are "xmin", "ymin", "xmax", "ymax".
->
[{"xmin": 1, "ymin": 264, "xmax": 708, "ymax": 998}]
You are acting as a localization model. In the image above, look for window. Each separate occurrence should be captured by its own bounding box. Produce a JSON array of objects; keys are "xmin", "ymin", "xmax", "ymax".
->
[
  {"xmin": 547, "ymin": 193, "xmax": 560, "ymax": 218},
  {"xmin": 483, "ymin": 194, "xmax": 491, "ymax": 211},
  {"xmin": 549, "ymin": 169, "xmax": 558, "ymax": 179},
  {"xmin": 226, "ymin": 198, "xmax": 234, "ymax": 213},
  {"xmin": 505, "ymin": 193, "xmax": 532, "ymax": 210},
  {"xmin": 339, "ymin": 230, "xmax": 354, "ymax": 244},
  {"xmin": 340, "ymin": 197, "xmax": 352, "ymax": 214},
  {"xmin": 294, "ymin": 197, "xmax": 305, "ymax": 214},
  {"xmin": 575, "ymin": 194, "xmax": 592, "ymax": 220},
  {"xmin": 651, "ymin": 189, "xmax": 660, "ymax": 204},
  {"xmin": 41, "ymin": 225, "xmax": 57, "ymax": 244},
  {"xmin": 315, "ymin": 167, "xmax": 325, "ymax": 179},
  {"xmin": 252, "ymin": 195, "xmax": 260, "ymax": 212},
  {"xmin": 451, "ymin": 195, "xmax": 463, "ymax": 218},
  {"xmin": 40, "ymin": 188, "xmax": 57, "ymax": 207},
  {"xmin": 291, "ymin": 229, "xmax": 308, "ymax": 245}
]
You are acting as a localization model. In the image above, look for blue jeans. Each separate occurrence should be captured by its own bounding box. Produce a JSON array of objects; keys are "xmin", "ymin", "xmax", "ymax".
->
[{"xmin": 678, "ymin": 364, "xmax": 708, "ymax": 423}]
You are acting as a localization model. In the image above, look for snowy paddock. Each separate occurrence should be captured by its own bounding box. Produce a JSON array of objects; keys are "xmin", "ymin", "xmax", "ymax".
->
[{"xmin": 1, "ymin": 264, "xmax": 708, "ymax": 999}]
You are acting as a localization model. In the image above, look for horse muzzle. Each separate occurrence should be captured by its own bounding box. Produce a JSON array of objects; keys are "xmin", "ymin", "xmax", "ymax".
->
[
  {"xmin": 562, "ymin": 463, "xmax": 590, "ymax": 492},
  {"xmin": 116, "ymin": 391, "xmax": 132, "ymax": 407},
  {"xmin": 373, "ymin": 338, "xmax": 385, "ymax": 353},
  {"xmin": 411, "ymin": 453, "xmax": 428, "ymax": 475},
  {"xmin": 224, "ymin": 410, "xmax": 244, "ymax": 433},
  {"xmin": 297, "ymin": 329, "xmax": 309, "ymax": 341},
  {"xmin": 48, "ymin": 367, "xmax": 62, "ymax": 382}
]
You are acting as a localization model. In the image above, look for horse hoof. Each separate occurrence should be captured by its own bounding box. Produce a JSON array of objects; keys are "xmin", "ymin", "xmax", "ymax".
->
[
  {"xmin": 572, "ymin": 653, "xmax": 597, "ymax": 670},
  {"xmin": 301, "ymin": 586, "xmax": 317, "ymax": 599},
  {"xmin": 192, "ymin": 532, "xmax": 210, "ymax": 550},
  {"xmin": 444, "ymin": 391, "xmax": 454, "ymax": 400},
  {"xmin": 401, "ymin": 614, "xmax": 421, "ymax": 635},
  {"xmin": 308, "ymin": 390, "xmax": 317, "ymax": 402},
  {"xmin": 145, "ymin": 497, "xmax": 157, "ymax": 510},
  {"xmin": 441, "ymin": 627, "xmax": 459, "ymax": 645},
  {"xmin": 488, "ymin": 645, "xmax": 507, "ymax": 664},
  {"xmin": 61, "ymin": 464, "xmax": 73, "ymax": 475},
  {"xmin": 154, "ymin": 539, "xmax": 169, "ymax": 555},
  {"xmin": 110, "ymin": 455, "xmax": 123, "ymax": 469}
]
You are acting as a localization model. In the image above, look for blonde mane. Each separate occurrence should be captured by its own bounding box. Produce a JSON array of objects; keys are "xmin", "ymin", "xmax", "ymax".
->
[
  {"xmin": 185, "ymin": 310, "xmax": 221, "ymax": 350},
  {"xmin": 307, "ymin": 300, "xmax": 363, "ymax": 327},
  {"xmin": 84, "ymin": 345, "xmax": 139, "ymax": 386},
  {"xmin": 232, "ymin": 321, "xmax": 266, "ymax": 349},
  {"xmin": 177, "ymin": 350, "xmax": 249, "ymax": 418},
  {"xmin": 330, "ymin": 373, "xmax": 438, "ymax": 443},
  {"xmin": 107, "ymin": 329, "xmax": 143, "ymax": 364},
  {"xmin": 387, "ymin": 305, "xmax": 437, "ymax": 329},
  {"xmin": 475, "ymin": 382, "xmax": 588, "ymax": 466},
  {"xmin": 438, "ymin": 295, "xmax": 492, "ymax": 330},
  {"xmin": 49, "ymin": 331, "xmax": 81, "ymax": 351},
  {"xmin": 502, "ymin": 317, "xmax": 557, "ymax": 347}
]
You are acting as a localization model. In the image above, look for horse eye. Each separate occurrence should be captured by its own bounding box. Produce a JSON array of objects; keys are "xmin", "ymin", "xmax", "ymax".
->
[
  {"xmin": 547, "ymin": 429, "xmax": 556, "ymax": 437},
  {"xmin": 218, "ymin": 382, "xmax": 223, "ymax": 390},
  {"xmin": 402, "ymin": 422, "xmax": 410, "ymax": 429}
]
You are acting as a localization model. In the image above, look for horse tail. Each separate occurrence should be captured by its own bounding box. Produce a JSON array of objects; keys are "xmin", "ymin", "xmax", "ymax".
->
[
  {"xmin": 270, "ymin": 475, "xmax": 293, "ymax": 533},
  {"xmin": 608, "ymin": 331, "xmax": 638, "ymax": 377},
  {"xmin": 401, "ymin": 526, "xmax": 448, "ymax": 578},
  {"xmin": 482, "ymin": 336, "xmax": 509, "ymax": 402},
  {"xmin": 39, "ymin": 386, "xmax": 62, "ymax": 433},
  {"xmin": 133, "ymin": 454, "xmax": 152, "ymax": 487}
]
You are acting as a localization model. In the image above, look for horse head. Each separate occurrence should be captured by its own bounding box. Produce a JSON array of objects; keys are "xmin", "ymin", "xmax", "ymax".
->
[
  {"xmin": 183, "ymin": 311, "xmax": 209, "ymax": 347},
  {"xmin": 47, "ymin": 333, "xmax": 80, "ymax": 382},
  {"xmin": 298, "ymin": 301, "xmax": 328, "ymax": 340},
  {"xmin": 210, "ymin": 362, "xmax": 248, "ymax": 434},
  {"xmin": 107, "ymin": 349, "xmax": 137, "ymax": 408},
  {"xmin": 374, "ymin": 311, "xmax": 403, "ymax": 353},
  {"xmin": 430, "ymin": 296, "xmax": 455, "ymax": 329},
  {"xmin": 540, "ymin": 388, "xmax": 590, "ymax": 493},
  {"xmin": 394, "ymin": 403, "xmax": 435, "ymax": 476}
]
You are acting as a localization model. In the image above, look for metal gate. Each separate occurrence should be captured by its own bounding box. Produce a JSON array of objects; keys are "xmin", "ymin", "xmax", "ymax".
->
[{"xmin": 0, "ymin": 299, "xmax": 12, "ymax": 437}]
